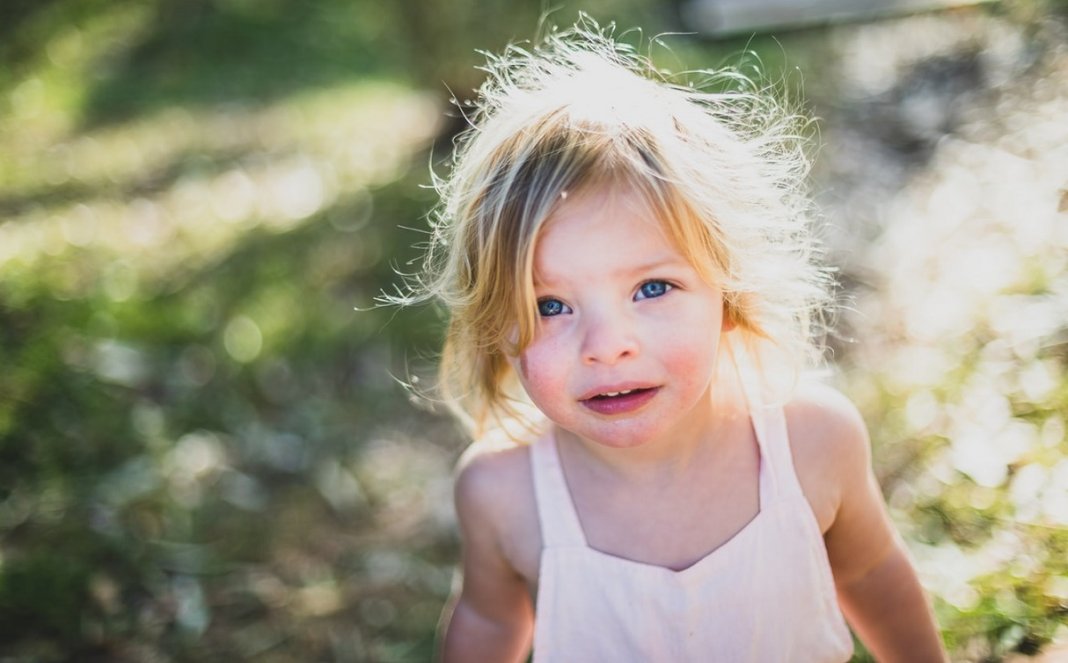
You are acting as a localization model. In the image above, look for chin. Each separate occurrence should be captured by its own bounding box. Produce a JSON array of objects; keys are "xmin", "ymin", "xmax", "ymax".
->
[{"xmin": 568, "ymin": 421, "xmax": 667, "ymax": 449}]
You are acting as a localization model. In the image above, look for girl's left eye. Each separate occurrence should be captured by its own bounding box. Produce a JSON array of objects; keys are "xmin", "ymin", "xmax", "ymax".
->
[{"xmin": 635, "ymin": 280, "xmax": 672, "ymax": 300}]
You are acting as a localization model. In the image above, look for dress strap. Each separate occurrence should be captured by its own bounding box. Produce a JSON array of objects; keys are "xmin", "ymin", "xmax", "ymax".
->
[
  {"xmin": 529, "ymin": 432, "xmax": 587, "ymax": 548},
  {"xmin": 735, "ymin": 353, "xmax": 805, "ymax": 506}
]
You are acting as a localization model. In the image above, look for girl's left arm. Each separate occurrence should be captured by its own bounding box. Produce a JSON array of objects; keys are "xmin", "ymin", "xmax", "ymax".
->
[{"xmin": 818, "ymin": 395, "xmax": 946, "ymax": 663}]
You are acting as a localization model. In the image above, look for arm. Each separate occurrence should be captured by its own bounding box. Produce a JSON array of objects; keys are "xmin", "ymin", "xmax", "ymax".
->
[
  {"xmin": 439, "ymin": 451, "xmax": 534, "ymax": 663},
  {"xmin": 820, "ymin": 397, "xmax": 946, "ymax": 662}
]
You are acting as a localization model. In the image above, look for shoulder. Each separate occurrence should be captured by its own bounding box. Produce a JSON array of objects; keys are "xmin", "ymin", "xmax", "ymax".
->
[
  {"xmin": 455, "ymin": 434, "xmax": 532, "ymax": 494},
  {"xmin": 781, "ymin": 379, "xmax": 873, "ymax": 531},
  {"xmin": 453, "ymin": 433, "xmax": 538, "ymax": 542},
  {"xmin": 454, "ymin": 435, "xmax": 533, "ymax": 514},
  {"xmin": 783, "ymin": 379, "xmax": 870, "ymax": 461},
  {"xmin": 783, "ymin": 384, "xmax": 906, "ymax": 589},
  {"xmin": 453, "ymin": 432, "xmax": 542, "ymax": 583}
]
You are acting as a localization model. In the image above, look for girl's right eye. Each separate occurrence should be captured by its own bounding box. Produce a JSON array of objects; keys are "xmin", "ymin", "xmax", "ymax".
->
[{"xmin": 537, "ymin": 298, "xmax": 570, "ymax": 317}]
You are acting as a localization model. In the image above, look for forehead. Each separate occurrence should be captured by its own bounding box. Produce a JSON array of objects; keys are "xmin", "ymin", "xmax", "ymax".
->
[{"xmin": 532, "ymin": 183, "xmax": 686, "ymax": 282}]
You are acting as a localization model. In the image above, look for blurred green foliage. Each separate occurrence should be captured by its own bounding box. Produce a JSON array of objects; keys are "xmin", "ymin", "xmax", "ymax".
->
[{"xmin": 1, "ymin": 0, "xmax": 1066, "ymax": 661}]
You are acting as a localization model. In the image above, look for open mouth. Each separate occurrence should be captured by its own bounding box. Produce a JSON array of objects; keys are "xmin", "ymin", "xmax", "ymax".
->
[
  {"xmin": 589, "ymin": 387, "xmax": 654, "ymax": 400},
  {"xmin": 581, "ymin": 386, "xmax": 659, "ymax": 414}
]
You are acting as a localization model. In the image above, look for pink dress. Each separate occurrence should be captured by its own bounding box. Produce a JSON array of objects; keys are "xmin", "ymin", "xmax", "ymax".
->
[{"xmin": 528, "ymin": 380, "xmax": 855, "ymax": 662}]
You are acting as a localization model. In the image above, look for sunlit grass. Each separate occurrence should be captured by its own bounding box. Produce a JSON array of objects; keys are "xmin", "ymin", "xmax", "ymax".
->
[
  {"xmin": 0, "ymin": 3, "xmax": 448, "ymax": 658},
  {"xmin": 0, "ymin": 2, "xmax": 155, "ymax": 156},
  {"xmin": 1, "ymin": 83, "xmax": 438, "ymax": 298}
]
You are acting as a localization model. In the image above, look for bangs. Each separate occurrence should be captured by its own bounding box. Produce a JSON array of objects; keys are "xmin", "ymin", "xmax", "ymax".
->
[{"xmin": 497, "ymin": 120, "xmax": 724, "ymax": 356}]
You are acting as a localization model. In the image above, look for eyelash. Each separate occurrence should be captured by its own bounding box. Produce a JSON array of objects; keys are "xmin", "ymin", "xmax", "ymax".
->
[{"xmin": 536, "ymin": 279, "xmax": 674, "ymax": 317}]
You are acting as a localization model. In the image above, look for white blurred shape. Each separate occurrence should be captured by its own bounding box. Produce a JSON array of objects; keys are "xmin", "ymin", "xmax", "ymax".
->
[
  {"xmin": 92, "ymin": 339, "xmax": 149, "ymax": 387},
  {"xmin": 315, "ymin": 459, "xmax": 367, "ymax": 513},
  {"xmin": 211, "ymin": 169, "xmax": 258, "ymax": 222},
  {"xmin": 263, "ymin": 159, "xmax": 326, "ymax": 225},
  {"xmin": 224, "ymin": 315, "xmax": 262, "ymax": 363}
]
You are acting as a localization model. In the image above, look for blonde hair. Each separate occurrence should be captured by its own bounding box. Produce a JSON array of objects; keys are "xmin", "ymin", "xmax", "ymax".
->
[{"xmin": 393, "ymin": 19, "xmax": 834, "ymax": 436}]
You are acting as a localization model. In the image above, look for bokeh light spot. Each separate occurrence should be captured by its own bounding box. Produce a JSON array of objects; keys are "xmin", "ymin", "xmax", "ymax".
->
[{"xmin": 224, "ymin": 316, "xmax": 263, "ymax": 363}]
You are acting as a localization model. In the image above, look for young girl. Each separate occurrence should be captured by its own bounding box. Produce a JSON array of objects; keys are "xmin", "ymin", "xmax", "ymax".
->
[{"xmin": 407, "ymin": 21, "xmax": 946, "ymax": 662}]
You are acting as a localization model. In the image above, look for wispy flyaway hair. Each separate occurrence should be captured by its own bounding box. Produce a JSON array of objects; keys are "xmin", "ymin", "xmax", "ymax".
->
[{"xmin": 392, "ymin": 19, "xmax": 835, "ymax": 436}]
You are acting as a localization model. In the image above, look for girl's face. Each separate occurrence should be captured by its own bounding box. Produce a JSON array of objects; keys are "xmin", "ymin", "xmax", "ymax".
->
[{"xmin": 516, "ymin": 183, "xmax": 731, "ymax": 450}]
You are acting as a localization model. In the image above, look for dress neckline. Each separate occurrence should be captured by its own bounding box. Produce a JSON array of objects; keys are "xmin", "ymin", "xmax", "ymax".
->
[{"xmin": 544, "ymin": 402, "xmax": 772, "ymax": 581}]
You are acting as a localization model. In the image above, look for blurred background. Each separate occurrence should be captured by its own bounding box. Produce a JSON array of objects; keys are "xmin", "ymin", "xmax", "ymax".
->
[{"xmin": 1, "ymin": 0, "xmax": 1066, "ymax": 661}]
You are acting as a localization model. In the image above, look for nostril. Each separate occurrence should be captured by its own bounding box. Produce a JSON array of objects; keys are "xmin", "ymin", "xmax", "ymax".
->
[{"xmin": 581, "ymin": 336, "xmax": 639, "ymax": 365}]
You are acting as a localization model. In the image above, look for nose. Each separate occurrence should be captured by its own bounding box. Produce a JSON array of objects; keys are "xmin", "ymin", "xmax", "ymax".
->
[{"xmin": 580, "ymin": 307, "xmax": 639, "ymax": 365}]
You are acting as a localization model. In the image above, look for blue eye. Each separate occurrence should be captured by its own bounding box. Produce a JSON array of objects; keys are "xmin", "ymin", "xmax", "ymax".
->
[
  {"xmin": 537, "ymin": 298, "xmax": 570, "ymax": 317},
  {"xmin": 636, "ymin": 280, "xmax": 671, "ymax": 300}
]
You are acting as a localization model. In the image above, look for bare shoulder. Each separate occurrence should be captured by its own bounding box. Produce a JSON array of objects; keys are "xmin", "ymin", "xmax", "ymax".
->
[
  {"xmin": 446, "ymin": 434, "xmax": 541, "ymax": 650},
  {"xmin": 453, "ymin": 432, "xmax": 542, "ymax": 586},
  {"xmin": 782, "ymin": 379, "xmax": 873, "ymax": 532},
  {"xmin": 454, "ymin": 434, "xmax": 535, "ymax": 523},
  {"xmin": 783, "ymin": 379, "xmax": 870, "ymax": 460}
]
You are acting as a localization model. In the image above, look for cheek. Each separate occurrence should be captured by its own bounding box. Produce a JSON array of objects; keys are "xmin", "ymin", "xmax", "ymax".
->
[
  {"xmin": 657, "ymin": 309, "xmax": 723, "ymax": 375},
  {"xmin": 517, "ymin": 339, "xmax": 567, "ymax": 398},
  {"xmin": 664, "ymin": 331, "xmax": 717, "ymax": 368}
]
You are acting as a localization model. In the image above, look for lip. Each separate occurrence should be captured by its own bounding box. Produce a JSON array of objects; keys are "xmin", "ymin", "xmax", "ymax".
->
[
  {"xmin": 579, "ymin": 384, "xmax": 660, "ymax": 416},
  {"xmin": 577, "ymin": 382, "xmax": 660, "ymax": 401}
]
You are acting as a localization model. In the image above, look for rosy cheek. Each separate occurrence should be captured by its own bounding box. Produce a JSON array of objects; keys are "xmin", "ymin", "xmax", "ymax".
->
[{"xmin": 518, "ymin": 343, "xmax": 558, "ymax": 393}]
